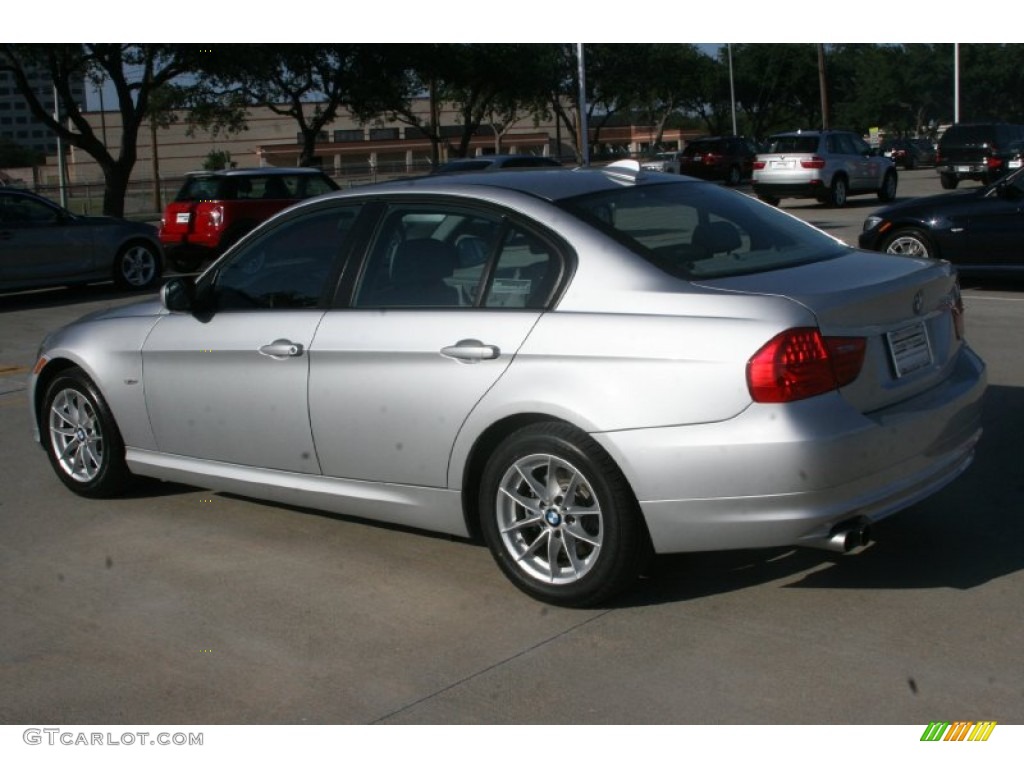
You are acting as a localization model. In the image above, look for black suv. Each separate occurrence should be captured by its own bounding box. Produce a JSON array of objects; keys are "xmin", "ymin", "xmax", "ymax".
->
[
  {"xmin": 935, "ymin": 123, "xmax": 1024, "ymax": 189},
  {"xmin": 677, "ymin": 136, "xmax": 760, "ymax": 185}
]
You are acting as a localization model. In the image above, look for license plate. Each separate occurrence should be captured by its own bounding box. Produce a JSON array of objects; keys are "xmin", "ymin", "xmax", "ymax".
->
[
  {"xmin": 955, "ymin": 165, "xmax": 972, "ymax": 172},
  {"xmin": 175, "ymin": 212, "xmax": 191, "ymax": 224},
  {"xmin": 1010, "ymin": 159, "xmax": 1022, "ymax": 169},
  {"xmin": 771, "ymin": 159, "xmax": 795, "ymax": 169},
  {"xmin": 887, "ymin": 322, "xmax": 932, "ymax": 377}
]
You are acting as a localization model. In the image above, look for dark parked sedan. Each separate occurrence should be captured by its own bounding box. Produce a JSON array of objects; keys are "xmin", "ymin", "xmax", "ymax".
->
[
  {"xmin": 1, "ymin": 188, "xmax": 163, "ymax": 292},
  {"xmin": 859, "ymin": 166, "xmax": 1024, "ymax": 274}
]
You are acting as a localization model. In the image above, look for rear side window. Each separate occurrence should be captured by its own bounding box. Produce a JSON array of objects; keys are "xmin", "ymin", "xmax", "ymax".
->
[{"xmin": 352, "ymin": 204, "xmax": 561, "ymax": 309}]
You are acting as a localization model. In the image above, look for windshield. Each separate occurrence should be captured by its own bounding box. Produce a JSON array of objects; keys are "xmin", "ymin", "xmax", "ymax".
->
[{"xmin": 559, "ymin": 181, "xmax": 847, "ymax": 279}]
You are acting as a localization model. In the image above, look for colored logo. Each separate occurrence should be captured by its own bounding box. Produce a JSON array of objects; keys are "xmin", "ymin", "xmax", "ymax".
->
[{"xmin": 920, "ymin": 721, "xmax": 997, "ymax": 742}]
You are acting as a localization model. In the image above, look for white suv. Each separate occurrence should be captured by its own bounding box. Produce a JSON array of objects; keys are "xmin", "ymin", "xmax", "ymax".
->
[{"xmin": 752, "ymin": 130, "xmax": 898, "ymax": 207}]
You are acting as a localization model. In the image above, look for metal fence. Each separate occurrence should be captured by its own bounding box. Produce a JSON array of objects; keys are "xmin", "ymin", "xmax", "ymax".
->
[{"xmin": 25, "ymin": 161, "xmax": 436, "ymax": 220}]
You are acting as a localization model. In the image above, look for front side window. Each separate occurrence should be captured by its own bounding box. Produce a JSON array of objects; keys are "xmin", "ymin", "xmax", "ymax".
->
[
  {"xmin": 560, "ymin": 180, "xmax": 847, "ymax": 279},
  {"xmin": 201, "ymin": 205, "xmax": 361, "ymax": 310}
]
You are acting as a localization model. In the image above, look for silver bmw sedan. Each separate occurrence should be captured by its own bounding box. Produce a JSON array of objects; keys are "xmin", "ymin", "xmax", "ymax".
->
[{"xmin": 29, "ymin": 162, "xmax": 986, "ymax": 607}]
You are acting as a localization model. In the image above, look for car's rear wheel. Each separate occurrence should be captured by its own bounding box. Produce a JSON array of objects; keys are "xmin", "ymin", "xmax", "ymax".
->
[
  {"xmin": 882, "ymin": 228, "xmax": 935, "ymax": 259},
  {"xmin": 940, "ymin": 173, "xmax": 959, "ymax": 190},
  {"xmin": 756, "ymin": 193, "xmax": 779, "ymax": 206},
  {"xmin": 726, "ymin": 165, "xmax": 742, "ymax": 186},
  {"xmin": 877, "ymin": 171, "xmax": 898, "ymax": 202},
  {"xmin": 479, "ymin": 423, "xmax": 648, "ymax": 607},
  {"xmin": 42, "ymin": 368, "xmax": 131, "ymax": 498},
  {"xmin": 114, "ymin": 241, "xmax": 161, "ymax": 290},
  {"xmin": 827, "ymin": 175, "xmax": 849, "ymax": 207}
]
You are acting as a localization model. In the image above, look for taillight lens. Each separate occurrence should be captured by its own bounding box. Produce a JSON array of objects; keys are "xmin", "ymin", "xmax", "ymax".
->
[
  {"xmin": 747, "ymin": 328, "xmax": 866, "ymax": 403},
  {"xmin": 753, "ymin": 159, "xmax": 766, "ymax": 170},
  {"xmin": 986, "ymin": 155, "xmax": 1003, "ymax": 169},
  {"xmin": 800, "ymin": 156, "xmax": 826, "ymax": 169},
  {"xmin": 703, "ymin": 153, "xmax": 722, "ymax": 165},
  {"xmin": 204, "ymin": 204, "xmax": 225, "ymax": 229}
]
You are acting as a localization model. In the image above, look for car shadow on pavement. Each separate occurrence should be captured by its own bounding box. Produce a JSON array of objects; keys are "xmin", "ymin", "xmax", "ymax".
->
[{"xmin": 621, "ymin": 383, "xmax": 1023, "ymax": 607}]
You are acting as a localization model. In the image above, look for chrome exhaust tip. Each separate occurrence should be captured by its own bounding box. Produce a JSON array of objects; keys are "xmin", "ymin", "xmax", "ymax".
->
[{"xmin": 806, "ymin": 518, "xmax": 873, "ymax": 553}]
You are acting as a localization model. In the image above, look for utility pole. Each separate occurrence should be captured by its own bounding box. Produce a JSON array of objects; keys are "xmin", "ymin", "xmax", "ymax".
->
[
  {"xmin": 817, "ymin": 44, "xmax": 829, "ymax": 130},
  {"xmin": 954, "ymin": 43, "xmax": 960, "ymax": 123}
]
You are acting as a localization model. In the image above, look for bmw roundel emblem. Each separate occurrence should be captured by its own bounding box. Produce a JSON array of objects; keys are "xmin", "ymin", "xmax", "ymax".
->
[{"xmin": 913, "ymin": 290, "xmax": 924, "ymax": 316}]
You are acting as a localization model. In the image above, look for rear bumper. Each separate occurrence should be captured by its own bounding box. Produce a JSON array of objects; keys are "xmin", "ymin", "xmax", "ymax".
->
[
  {"xmin": 751, "ymin": 179, "xmax": 825, "ymax": 199},
  {"xmin": 593, "ymin": 345, "xmax": 986, "ymax": 553}
]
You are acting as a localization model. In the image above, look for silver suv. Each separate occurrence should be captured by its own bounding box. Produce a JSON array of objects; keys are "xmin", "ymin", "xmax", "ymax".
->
[{"xmin": 752, "ymin": 130, "xmax": 898, "ymax": 207}]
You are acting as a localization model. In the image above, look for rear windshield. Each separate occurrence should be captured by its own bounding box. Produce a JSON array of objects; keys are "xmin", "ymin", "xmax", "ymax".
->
[
  {"xmin": 559, "ymin": 180, "xmax": 846, "ymax": 279},
  {"xmin": 683, "ymin": 141, "xmax": 722, "ymax": 156},
  {"xmin": 766, "ymin": 135, "xmax": 820, "ymax": 153},
  {"xmin": 174, "ymin": 173, "xmax": 337, "ymax": 202}
]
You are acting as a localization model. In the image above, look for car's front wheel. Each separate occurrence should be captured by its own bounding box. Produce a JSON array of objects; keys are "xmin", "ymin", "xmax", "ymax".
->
[
  {"xmin": 42, "ymin": 368, "xmax": 132, "ymax": 498},
  {"xmin": 883, "ymin": 228, "xmax": 936, "ymax": 259},
  {"xmin": 114, "ymin": 241, "xmax": 161, "ymax": 290},
  {"xmin": 479, "ymin": 423, "xmax": 648, "ymax": 607}
]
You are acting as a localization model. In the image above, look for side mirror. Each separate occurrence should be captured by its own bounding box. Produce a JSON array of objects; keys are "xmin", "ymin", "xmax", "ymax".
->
[{"xmin": 160, "ymin": 276, "xmax": 195, "ymax": 313}]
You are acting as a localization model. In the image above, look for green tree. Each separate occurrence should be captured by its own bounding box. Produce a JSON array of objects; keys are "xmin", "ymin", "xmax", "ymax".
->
[{"xmin": 0, "ymin": 44, "xmax": 202, "ymax": 216}]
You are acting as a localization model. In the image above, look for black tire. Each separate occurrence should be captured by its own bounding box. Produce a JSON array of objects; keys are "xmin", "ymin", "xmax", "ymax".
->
[
  {"xmin": 113, "ymin": 241, "xmax": 162, "ymax": 290},
  {"xmin": 881, "ymin": 227, "xmax": 936, "ymax": 259},
  {"xmin": 940, "ymin": 173, "xmax": 959, "ymax": 190},
  {"xmin": 827, "ymin": 175, "xmax": 849, "ymax": 207},
  {"xmin": 756, "ymin": 193, "xmax": 780, "ymax": 206},
  {"xmin": 877, "ymin": 171, "xmax": 898, "ymax": 202},
  {"xmin": 725, "ymin": 165, "xmax": 742, "ymax": 186},
  {"xmin": 171, "ymin": 256, "xmax": 203, "ymax": 273},
  {"xmin": 479, "ymin": 422, "xmax": 648, "ymax": 607},
  {"xmin": 42, "ymin": 368, "xmax": 132, "ymax": 498}
]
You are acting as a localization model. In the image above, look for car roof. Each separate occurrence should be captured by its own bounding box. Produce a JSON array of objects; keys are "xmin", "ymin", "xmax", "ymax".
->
[{"xmin": 336, "ymin": 163, "xmax": 700, "ymax": 203}]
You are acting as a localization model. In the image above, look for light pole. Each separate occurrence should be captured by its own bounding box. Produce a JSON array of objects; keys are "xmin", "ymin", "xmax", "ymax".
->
[
  {"xmin": 576, "ymin": 43, "xmax": 589, "ymax": 166},
  {"xmin": 728, "ymin": 44, "xmax": 737, "ymax": 136}
]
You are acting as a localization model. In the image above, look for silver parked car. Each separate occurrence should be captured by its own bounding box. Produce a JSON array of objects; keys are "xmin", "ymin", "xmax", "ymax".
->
[
  {"xmin": 30, "ymin": 161, "xmax": 985, "ymax": 607},
  {"xmin": 752, "ymin": 129, "xmax": 898, "ymax": 207},
  {"xmin": 1, "ymin": 188, "xmax": 163, "ymax": 292}
]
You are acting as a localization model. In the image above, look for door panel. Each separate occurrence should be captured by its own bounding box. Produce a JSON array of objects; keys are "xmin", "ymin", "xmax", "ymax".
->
[
  {"xmin": 143, "ymin": 311, "xmax": 324, "ymax": 473},
  {"xmin": 308, "ymin": 311, "xmax": 540, "ymax": 487}
]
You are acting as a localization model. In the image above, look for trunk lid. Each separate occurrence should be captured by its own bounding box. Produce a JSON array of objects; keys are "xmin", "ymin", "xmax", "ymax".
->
[{"xmin": 698, "ymin": 250, "xmax": 964, "ymax": 413}]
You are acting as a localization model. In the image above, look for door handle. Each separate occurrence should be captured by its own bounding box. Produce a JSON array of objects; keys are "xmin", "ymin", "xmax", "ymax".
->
[
  {"xmin": 441, "ymin": 339, "xmax": 500, "ymax": 363},
  {"xmin": 259, "ymin": 339, "xmax": 304, "ymax": 358}
]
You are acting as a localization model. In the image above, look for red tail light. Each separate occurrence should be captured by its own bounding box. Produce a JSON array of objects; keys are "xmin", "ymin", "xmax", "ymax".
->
[
  {"xmin": 702, "ymin": 153, "xmax": 722, "ymax": 165},
  {"xmin": 753, "ymin": 160, "xmax": 766, "ymax": 170},
  {"xmin": 800, "ymin": 156, "xmax": 826, "ymax": 169},
  {"xmin": 747, "ymin": 328, "xmax": 866, "ymax": 403},
  {"xmin": 198, "ymin": 203, "xmax": 226, "ymax": 230},
  {"xmin": 986, "ymin": 155, "xmax": 1003, "ymax": 170}
]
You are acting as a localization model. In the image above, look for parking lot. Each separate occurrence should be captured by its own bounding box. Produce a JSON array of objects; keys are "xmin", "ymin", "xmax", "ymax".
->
[{"xmin": 1, "ymin": 167, "xmax": 1022, "ymax": 727}]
